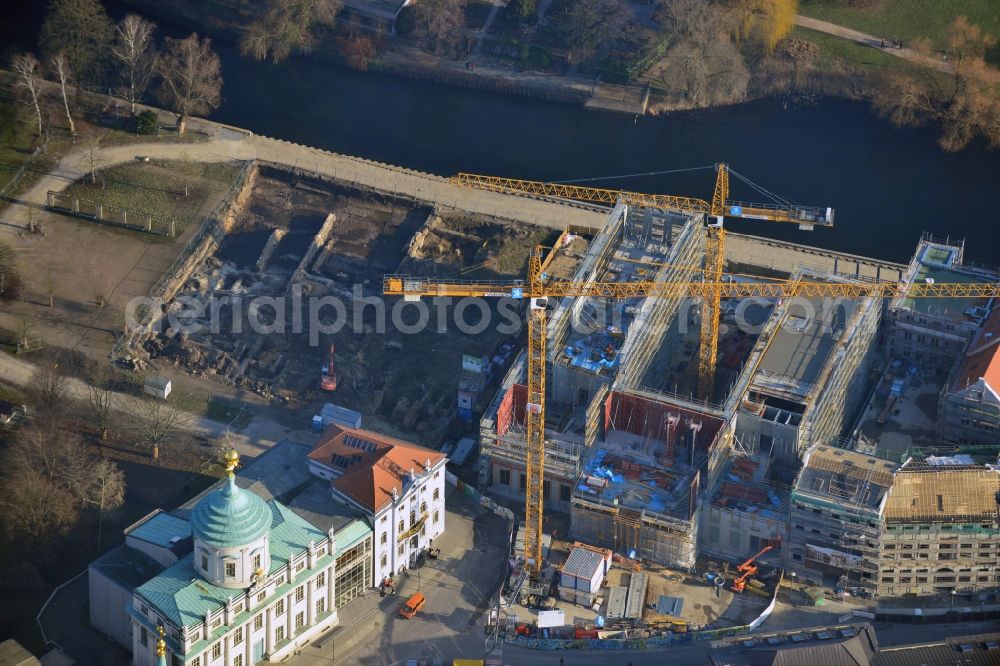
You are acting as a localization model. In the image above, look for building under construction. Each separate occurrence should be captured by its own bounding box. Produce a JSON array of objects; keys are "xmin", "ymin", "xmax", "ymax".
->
[
  {"xmin": 878, "ymin": 459, "xmax": 1000, "ymax": 598},
  {"xmin": 570, "ymin": 389, "xmax": 730, "ymax": 571},
  {"xmin": 787, "ymin": 445, "xmax": 900, "ymax": 591},
  {"xmin": 479, "ymin": 204, "xmax": 707, "ymax": 511},
  {"xmin": 730, "ymin": 272, "xmax": 881, "ymax": 469}
]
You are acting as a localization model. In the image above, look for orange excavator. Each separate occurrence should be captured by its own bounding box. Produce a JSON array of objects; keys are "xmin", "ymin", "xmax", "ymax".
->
[
  {"xmin": 731, "ymin": 542, "xmax": 778, "ymax": 593},
  {"xmin": 321, "ymin": 343, "xmax": 337, "ymax": 391}
]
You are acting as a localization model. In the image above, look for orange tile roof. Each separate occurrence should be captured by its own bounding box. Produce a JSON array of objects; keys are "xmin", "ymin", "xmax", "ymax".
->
[
  {"xmin": 954, "ymin": 308, "xmax": 1000, "ymax": 395},
  {"xmin": 308, "ymin": 425, "xmax": 446, "ymax": 514}
]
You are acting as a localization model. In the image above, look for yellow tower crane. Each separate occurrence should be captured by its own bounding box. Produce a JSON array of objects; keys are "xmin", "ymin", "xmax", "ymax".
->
[
  {"xmin": 451, "ymin": 165, "xmax": 835, "ymax": 398},
  {"xmin": 386, "ymin": 264, "xmax": 1000, "ymax": 575}
]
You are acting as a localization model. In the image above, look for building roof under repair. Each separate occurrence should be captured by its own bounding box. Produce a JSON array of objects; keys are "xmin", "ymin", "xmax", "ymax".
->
[{"xmin": 883, "ymin": 460, "xmax": 1000, "ymax": 523}]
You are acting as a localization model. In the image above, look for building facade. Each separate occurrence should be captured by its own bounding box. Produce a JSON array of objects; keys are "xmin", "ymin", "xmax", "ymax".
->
[
  {"xmin": 787, "ymin": 445, "xmax": 899, "ymax": 591},
  {"xmin": 307, "ymin": 424, "xmax": 447, "ymax": 587},
  {"xmin": 938, "ymin": 308, "xmax": 1000, "ymax": 445},
  {"xmin": 131, "ymin": 453, "xmax": 341, "ymax": 666},
  {"xmin": 877, "ymin": 460, "xmax": 1000, "ymax": 598}
]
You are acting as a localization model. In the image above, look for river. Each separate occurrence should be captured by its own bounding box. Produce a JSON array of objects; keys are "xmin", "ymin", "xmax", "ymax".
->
[{"xmin": 6, "ymin": 4, "xmax": 1000, "ymax": 265}]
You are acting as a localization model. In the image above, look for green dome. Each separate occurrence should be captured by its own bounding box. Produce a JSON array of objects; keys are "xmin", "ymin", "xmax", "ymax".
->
[{"xmin": 191, "ymin": 475, "xmax": 271, "ymax": 548}]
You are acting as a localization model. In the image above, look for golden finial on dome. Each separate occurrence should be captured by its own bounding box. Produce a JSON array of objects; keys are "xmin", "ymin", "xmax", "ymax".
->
[
  {"xmin": 156, "ymin": 625, "xmax": 166, "ymax": 657},
  {"xmin": 222, "ymin": 447, "xmax": 240, "ymax": 477}
]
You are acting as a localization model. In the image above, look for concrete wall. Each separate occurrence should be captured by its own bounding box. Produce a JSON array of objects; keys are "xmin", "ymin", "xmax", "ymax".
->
[
  {"xmin": 938, "ymin": 384, "xmax": 1000, "ymax": 445},
  {"xmin": 699, "ymin": 503, "xmax": 788, "ymax": 564},
  {"xmin": 878, "ymin": 522, "xmax": 1000, "ymax": 597},
  {"xmin": 89, "ymin": 566, "xmax": 134, "ymax": 648}
]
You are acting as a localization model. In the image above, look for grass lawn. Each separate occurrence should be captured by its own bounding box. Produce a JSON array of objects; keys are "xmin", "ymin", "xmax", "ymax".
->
[
  {"xmin": 98, "ymin": 126, "xmax": 212, "ymax": 148},
  {"xmin": 800, "ymin": 0, "xmax": 1000, "ymax": 64},
  {"xmin": 790, "ymin": 24, "xmax": 951, "ymax": 87},
  {"xmin": 60, "ymin": 160, "xmax": 241, "ymax": 234},
  {"xmin": 170, "ymin": 389, "xmax": 254, "ymax": 429}
]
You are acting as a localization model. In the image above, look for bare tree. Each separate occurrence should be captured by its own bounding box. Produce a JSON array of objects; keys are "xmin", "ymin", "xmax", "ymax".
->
[
  {"xmin": 84, "ymin": 458, "xmax": 125, "ymax": 549},
  {"xmin": 157, "ymin": 34, "xmax": 222, "ymax": 136},
  {"xmin": 28, "ymin": 366, "xmax": 69, "ymax": 416},
  {"xmin": 86, "ymin": 367, "xmax": 116, "ymax": 440},
  {"xmin": 241, "ymin": 0, "xmax": 342, "ymax": 64},
  {"xmin": 125, "ymin": 394, "xmax": 195, "ymax": 462},
  {"xmin": 49, "ymin": 52, "xmax": 76, "ymax": 137},
  {"xmin": 44, "ymin": 268, "xmax": 58, "ymax": 307},
  {"xmin": 551, "ymin": 0, "xmax": 623, "ymax": 62},
  {"xmin": 112, "ymin": 14, "xmax": 158, "ymax": 115},
  {"xmin": 400, "ymin": 0, "xmax": 468, "ymax": 56},
  {"xmin": 12, "ymin": 52, "xmax": 44, "ymax": 134},
  {"xmin": 0, "ymin": 468, "xmax": 79, "ymax": 538}
]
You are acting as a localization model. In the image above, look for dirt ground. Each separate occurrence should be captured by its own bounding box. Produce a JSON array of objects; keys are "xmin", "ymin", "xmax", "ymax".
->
[
  {"xmin": 0, "ymin": 163, "xmax": 237, "ymax": 360},
  {"xmin": 140, "ymin": 166, "xmax": 567, "ymax": 447}
]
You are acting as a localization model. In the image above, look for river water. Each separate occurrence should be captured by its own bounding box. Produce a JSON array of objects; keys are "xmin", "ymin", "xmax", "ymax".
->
[
  {"xmin": 5, "ymin": 4, "xmax": 999, "ymax": 265},
  {"xmin": 208, "ymin": 46, "xmax": 1000, "ymax": 265}
]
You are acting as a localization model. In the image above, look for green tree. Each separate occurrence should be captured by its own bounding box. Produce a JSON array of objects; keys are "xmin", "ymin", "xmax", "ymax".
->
[
  {"xmin": 38, "ymin": 0, "xmax": 115, "ymax": 86},
  {"xmin": 507, "ymin": 0, "xmax": 536, "ymax": 20}
]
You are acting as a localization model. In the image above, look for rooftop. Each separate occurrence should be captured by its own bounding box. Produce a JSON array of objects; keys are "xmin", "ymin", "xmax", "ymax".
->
[
  {"xmin": 883, "ymin": 460, "xmax": 1000, "ymax": 523},
  {"xmin": 126, "ymin": 510, "xmax": 192, "ymax": 551},
  {"xmin": 91, "ymin": 544, "xmax": 164, "ymax": 590},
  {"xmin": 754, "ymin": 296, "xmax": 859, "ymax": 401},
  {"xmin": 874, "ymin": 632, "xmax": 1000, "ymax": 666},
  {"xmin": 711, "ymin": 624, "xmax": 879, "ymax": 666},
  {"xmin": 561, "ymin": 544, "xmax": 610, "ymax": 581},
  {"xmin": 951, "ymin": 307, "xmax": 1000, "ymax": 395},
  {"xmin": 308, "ymin": 425, "xmax": 446, "ymax": 514},
  {"xmin": 136, "ymin": 500, "xmax": 326, "ymax": 627},
  {"xmin": 900, "ymin": 264, "xmax": 991, "ymax": 320},
  {"xmin": 794, "ymin": 445, "xmax": 899, "ymax": 511}
]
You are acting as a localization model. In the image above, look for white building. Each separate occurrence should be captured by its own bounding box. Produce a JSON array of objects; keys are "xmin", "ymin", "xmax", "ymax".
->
[
  {"xmin": 307, "ymin": 425, "xmax": 447, "ymax": 586},
  {"xmin": 130, "ymin": 452, "xmax": 340, "ymax": 666}
]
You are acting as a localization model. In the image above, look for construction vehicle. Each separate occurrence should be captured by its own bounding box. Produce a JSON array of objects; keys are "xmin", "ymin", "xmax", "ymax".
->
[
  {"xmin": 320, "ymin": 343, "xmax": 337, "ymax": 391},
  {"xmin": 386, "ymin": 172, "xmax": 1000, "ymax": 577},
  {"xmin": 731, "ymin": 543, "xmax": 776, "ymax": 593}
]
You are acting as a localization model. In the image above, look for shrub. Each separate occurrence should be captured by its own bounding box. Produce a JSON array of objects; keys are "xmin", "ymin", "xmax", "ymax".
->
[{"xmin": 136, "ymin": 110, "xmax": 158, "ymax": 135}]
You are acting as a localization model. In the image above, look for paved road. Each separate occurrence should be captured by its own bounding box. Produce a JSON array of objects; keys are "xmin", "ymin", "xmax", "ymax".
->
[
  {"xmin": 0, "ymin": 120, "xmax": 607, "ymax": 243},
  {"xmin": 795, "ymin": 14, "xmax": 1000, "ymax": 83}
]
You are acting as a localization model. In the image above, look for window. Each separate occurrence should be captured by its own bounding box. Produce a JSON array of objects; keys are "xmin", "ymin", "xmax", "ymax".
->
[
  {"xmin": 381, "ymin": 532, "xmax": 387, "ymax": 544},
  {"xmin": 499, "ymin": 469, "xmax": 511, "ymax": 486},
  {"xmin": 317, "ymin": 571, "xmax": 325, "ymax": 587},
  {"xmin": 295, "ymin": 586, "xmax": 304, "ymax": 602},
  {"xmin": 543, "ymin": 480, "xmax": 550, "ymax": 498},
  {"xmin": 190, "ymin": 657, "xmax": 200, "ymax": 666},
  {"xmin": 257, "ymin": 591, "xmax": 266, "ymax": 602},
  {"xmin": 275, "ymin": 599, "xmax": 285, "ymax": 615},
  {"xmin": 234, "ymin": 656, "xmax": 242, "ymax": 666},
  {"xmin": 380, "ymin": 554, "xmax": 387, "ymax": 567},
  {"xmin": 433, "ymin": 488, "xmax": 439, "ymax": 501},
  {"xmin": 225, "ymin": 562, "xmax": 236, "ymax": 578},
  {"xmin": 254, "ymin": 614, "xmax": 263, "ymax": 630},
  {"xmin": 234, "ymin": 627, "xmax": 243, "ymax": 645},
  {"xmin": 433, "ymin": 511, "xmax": 439, "ymax": 524},
  {"xmin": 140, "ymin": 627, "xmax": 148, "ymax": 647},
  {"xmin": 399, "ymin": 520, "xmax": 405, "ymax": 533},
  {"xmin": 519, "ymin": 474, "xmax": 527, "ymax": 490},
  {"xmin": 560, "ymin": 484, "xmax": 571, "ymax": 502},
  {"xmin": 296, "ymin": 561, "xmax": 305, "ymax": 572},
  {"xmin": 381, "ymin": 515, "xmax": 388, "ymax": 523},
  {"xmin": 295, "ymin": 612, "xmax": 305, "ymax": 631},
  {"xmin": 252, "ymin": 553, "xmax": 261, "ymax": 570},
  {"xmin": 201, "ymin": 554, "xmax": 208, "ymax": 571},
  {"xmin": 421, "ymin": 502, "xmax": 427, "ymax": 514},
  {"xmin": 212, "ymin": 643, "xmax": 222, "ymax": 659},
  {"xmin": 316, "ymin": 598, "xmax": 326, "ymax": 616},
  {"xmin": 398, "ymin": 543, "xmax": 404, "ymax": 555},
  {"xmin": 275, "ymin": 626, "xmax": 285, "ymax": 643}
]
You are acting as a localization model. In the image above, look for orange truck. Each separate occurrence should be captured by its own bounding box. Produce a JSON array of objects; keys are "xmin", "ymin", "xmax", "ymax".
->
[{"xmin": 399, "ymin": 592, "xmax": 426, "ymax": 619}]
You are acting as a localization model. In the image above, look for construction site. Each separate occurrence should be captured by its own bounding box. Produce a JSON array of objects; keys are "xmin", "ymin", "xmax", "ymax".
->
[{"xmin": 130, "ymin": 164, "xmax": 566, "ymax": 444}]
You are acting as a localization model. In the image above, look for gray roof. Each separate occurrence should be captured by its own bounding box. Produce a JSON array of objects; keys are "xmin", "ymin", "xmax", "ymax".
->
[
  {"xmin": 91, "ymin": 544, "xmax": 163, "ymax": 590},
  {"xmin": 874, "ymin": 633, "xmax": 1000, "ymax": 666},
  {"xmin": 561, "ymin": 546, "xmax": 605, "ymax": 581},
  {"xmin": 286, "ymin": 478, "xmax": 369, "ymax": 535},
  {"xmin": 711, "ymin": 626, "xmax": 879, "ymax": 666},
  {"xmin": 756, "ymin": 297, "xmax": 859, "ymax": 398}
]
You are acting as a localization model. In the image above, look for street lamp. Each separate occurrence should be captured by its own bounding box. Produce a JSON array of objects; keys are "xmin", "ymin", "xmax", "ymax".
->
[{"xmin": 950, "ymin": 589, "xmax": 957, "ymax": 610}]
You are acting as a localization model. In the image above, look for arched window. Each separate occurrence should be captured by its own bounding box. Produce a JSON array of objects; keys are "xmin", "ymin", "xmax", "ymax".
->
[
  {"xmin": 420, "ymin": 502, "xmax": 427, "ymax": 514},
  {"xmin": 381, "ymin": 532, "xmax": 387, "ymax": 544}
]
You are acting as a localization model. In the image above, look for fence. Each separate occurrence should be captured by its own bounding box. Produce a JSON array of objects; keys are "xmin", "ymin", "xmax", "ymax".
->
[
  {"xmin": 111, "ymin": 161, "xmax": 255, "ymax": 362},
  {"xmin": 46, "ymin": 190, "xmax": 176, "ymax": 236},
  {"xmin": 0, "ymin": 144, "xmax": 46, "ymax": 202}
]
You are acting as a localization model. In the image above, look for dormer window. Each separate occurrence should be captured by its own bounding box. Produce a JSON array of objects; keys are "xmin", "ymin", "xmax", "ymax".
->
[
  {"xmin": 201, "ymin": 553, "xmax": 208, "ymax": 571},
  {"xmin": 225, "ymin": 561, "xmax": 236, "ymax": 578}
]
